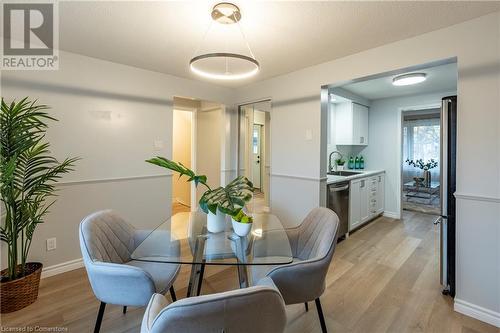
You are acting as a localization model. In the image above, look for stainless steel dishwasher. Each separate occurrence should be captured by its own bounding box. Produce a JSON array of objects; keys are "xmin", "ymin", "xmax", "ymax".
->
[{"xmin": 327, "ymin": 181, "xmax": 349, "ymax": 239}]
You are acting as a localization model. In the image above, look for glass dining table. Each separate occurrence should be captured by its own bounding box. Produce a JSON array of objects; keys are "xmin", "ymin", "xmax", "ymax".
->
[{"xmin": 131, "ymin": 211, "xmax": 293, "ymax": 297}]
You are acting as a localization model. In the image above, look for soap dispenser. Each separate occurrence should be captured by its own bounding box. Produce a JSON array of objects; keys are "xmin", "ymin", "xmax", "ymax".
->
[{"xmin": 348, "ymin": 156, "xmax": 354, "ymax": 169}]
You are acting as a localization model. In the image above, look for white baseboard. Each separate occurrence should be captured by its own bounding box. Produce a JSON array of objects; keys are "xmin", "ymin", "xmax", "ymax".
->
[
  {"xmin": 41, "ymin": 258, "xmax": 84, "ymax": 279},
  {"xmin": 383, "ymin": 211, "xmax": 400, "ymax": 219},
  {"xmin": 454, "ymin": 298, "xmax": 500, "ymax": 328}
]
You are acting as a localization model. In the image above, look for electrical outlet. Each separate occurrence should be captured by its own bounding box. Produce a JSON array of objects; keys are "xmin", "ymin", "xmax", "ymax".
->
[{"xmin": 46, "ymin": 238, "xmax": 56, "ymax": 251}]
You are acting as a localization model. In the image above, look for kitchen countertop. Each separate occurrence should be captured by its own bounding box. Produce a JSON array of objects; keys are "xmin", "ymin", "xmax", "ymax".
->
[{"xmin": 327, "ymin": 170, "xmax": 385, "ymax": 185}]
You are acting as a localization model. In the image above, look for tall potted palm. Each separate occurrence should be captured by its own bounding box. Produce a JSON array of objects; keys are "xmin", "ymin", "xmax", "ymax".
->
[{"xmin": 0, "ymin": 98, "xmax": 78, "ymax": 313}]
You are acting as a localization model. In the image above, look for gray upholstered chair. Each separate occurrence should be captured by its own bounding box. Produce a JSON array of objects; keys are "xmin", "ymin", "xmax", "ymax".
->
[
  {"xmin": 141, "ymin": 277, "xmax": 287, "ymax": 333},
  {"xmin": 79, "ymin": 210, "xmax": 180, "ymax": 333},
  {"xmin": 251, "ymin": 207, "xmax": 340, "ymax": 333}
]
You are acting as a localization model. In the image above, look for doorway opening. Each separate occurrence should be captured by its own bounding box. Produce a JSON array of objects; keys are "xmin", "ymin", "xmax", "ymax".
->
[
  {"xmin": 401, "ymin": 108, "xmax": 441, "ymax": 215},
  {"xmin": 172, "ymin": 97, "xmax": 224, "ymax": 215},
  {"xmin": 238, "ymin": 100, "xmax": 271, "ymax": 213},
  {"xmin": 172, "ymin": 108, "xmax": 193, "ymax": 211},
  {"xmin": 321, "ymin": 57, "xmax": 457, "ymax": 297}
]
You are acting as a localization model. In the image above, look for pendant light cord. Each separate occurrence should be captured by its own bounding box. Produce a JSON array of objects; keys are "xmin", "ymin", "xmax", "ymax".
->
[
  {"xmin": 236, "ymin": 20, "xmax": 256, "ymax": 60},
  {"xmin": 192, "ymin": 20, "xmax": 214, "ymax": 58}
]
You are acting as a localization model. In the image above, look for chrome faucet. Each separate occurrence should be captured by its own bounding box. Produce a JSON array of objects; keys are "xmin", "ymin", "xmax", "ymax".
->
[{"xmin": 328, "ymin": 151, "xmax": 343, "ymax": 172}]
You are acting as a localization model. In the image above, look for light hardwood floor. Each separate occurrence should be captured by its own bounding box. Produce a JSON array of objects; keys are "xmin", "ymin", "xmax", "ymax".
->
[{"xmin": 1, "ymin": 211, "xmax": 498, "ymax": 333}]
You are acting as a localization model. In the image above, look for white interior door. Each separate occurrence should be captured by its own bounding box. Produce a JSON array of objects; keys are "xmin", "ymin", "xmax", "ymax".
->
[{"xmin": 252, "ymin": 124, "xmax": 262, "ymax": 189}]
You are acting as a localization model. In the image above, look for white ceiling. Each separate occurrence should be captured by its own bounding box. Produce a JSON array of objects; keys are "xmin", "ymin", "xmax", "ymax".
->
[
  {"xmin": 339, "ymin": 63, "xmax": 458, "ymax": 101},
  {"xmin": 59, "ymin": 1, "xmax": 500, "ymax": 87}
]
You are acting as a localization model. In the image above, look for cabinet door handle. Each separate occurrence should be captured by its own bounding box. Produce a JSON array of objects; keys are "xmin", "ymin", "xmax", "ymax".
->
[
  {"xmin": 360, "ymin": 180, "xmax": 365, "ymax": 188},
  {"xmin": 360, "ymin": 136, "xmax": 364, "ymax": 143}
]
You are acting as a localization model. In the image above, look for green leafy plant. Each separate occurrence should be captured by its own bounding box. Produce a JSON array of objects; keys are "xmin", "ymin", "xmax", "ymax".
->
[
  {"xmin": 231, "ymin": 209, "xmax": 253, "ymax": 224},
  {"xmin": 1, "ymin": 98, "xmax": 78, "ymax": 281},
  {"xmin": 335, "ymin": 158, "xmax": 345, "ymax": 166},
  {"xmin": 406, "ymin": 158, "xmax": 438, "ymax": 170},
  {"xmin": 146, "ymin": 157, "xmax": 253, "ymax": 216}
]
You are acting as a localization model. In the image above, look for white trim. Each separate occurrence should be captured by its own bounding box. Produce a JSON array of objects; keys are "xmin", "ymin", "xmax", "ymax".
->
[
  {"xmin": 57, "ymin": 174, "xmax": 171, "ymax": 186},
  {"xmin": 271, "ymin": 173, "xmax": 325, "ymax": 182},
  {"xmin": 221, "ymin": 169, "xmax": 238, "ymax": 173},
  {"xmin": 383, "ymin": 211, "xmax": 401, "ymax": 219},
  {"xmin": 454, "ymin": 298, "xmax": 500, "ymax": 328},
  {"xmin": 454, "ymin": 192, "xmax": 500, "ymax": 203},
  {"xmin": 41, "ymin": 258, "xmax": 83, "ymax": 279}
]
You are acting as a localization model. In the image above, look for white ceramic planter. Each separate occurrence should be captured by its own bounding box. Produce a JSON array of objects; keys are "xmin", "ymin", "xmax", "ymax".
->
[
  {"xmin": 231, "ymin": 219, "xmax": 252, "ymax": 237},
  {"xmin": 337, "ymin": 165, "xmax": 345, "ymax": 171},
  {"xmin": 207, "ymin": 209, "xmax": 226, "ymax": 233}
]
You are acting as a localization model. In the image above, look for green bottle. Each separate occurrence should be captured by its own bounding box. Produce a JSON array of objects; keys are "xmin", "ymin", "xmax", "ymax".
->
[
  {"xmin": 360, "ymin": 156, "xmax": 365, "ymax": 169},
  {"xmin": 354, "ymin": 156, "xmax": 360, "ymax": 169},
  {"xmin": 348, "ymin": 156, "xmax": 354, "ymax": 169}
]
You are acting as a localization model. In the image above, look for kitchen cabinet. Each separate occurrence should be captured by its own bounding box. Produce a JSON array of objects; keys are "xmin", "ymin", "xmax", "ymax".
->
[
  {"xmin": 335, "ymin": 102, "xmax": 369, "ymax": 146},
  {"xmin": 349, "ymin": 172, "xmax": 385, "ymax": 231}
]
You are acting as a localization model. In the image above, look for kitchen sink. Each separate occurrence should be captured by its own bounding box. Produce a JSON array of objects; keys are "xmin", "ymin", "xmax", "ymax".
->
[{"xmin": 327, "ymin": 171, "xmax": 363, "ymax": 176}]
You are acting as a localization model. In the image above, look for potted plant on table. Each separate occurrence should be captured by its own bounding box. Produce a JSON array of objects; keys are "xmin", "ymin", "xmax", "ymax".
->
[
  {"xmin": 0, "ymin": 98, "xmax": 78, "ymax": 313},
  {"xmin": 145, "ymin": 157, "xmax": 254, "ymax": 233},
  {"xmin": 406, "ymin": 158, "xmax": 438, "ymax": 187},
  {"xmin": 230, "ymin": 209, "xmax": 254, "ymax": 237}
]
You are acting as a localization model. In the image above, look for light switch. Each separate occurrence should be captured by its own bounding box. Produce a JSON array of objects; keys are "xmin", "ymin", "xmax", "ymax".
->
[
  {"xmin": 46, "ymin": 238, "xmax": 56, "ymax": 251},
  {"xmin": 154, "ymin": 140, "xmax": 164, "ymax": 150},
  {"xmin": 305, "ymin": 129, "xmax": 313, "ymax": 141}
]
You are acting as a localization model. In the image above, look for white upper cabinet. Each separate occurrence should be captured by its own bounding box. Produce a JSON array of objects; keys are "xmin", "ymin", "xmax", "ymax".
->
[{"xmin": 335, "ymin": 102, "xmax": 369, "ymax": 146}]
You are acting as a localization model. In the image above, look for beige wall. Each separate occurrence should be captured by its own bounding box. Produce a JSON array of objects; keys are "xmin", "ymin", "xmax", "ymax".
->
[
  {"xmin": 1, "ymin": 50, "xmax": 234, "ymax": 273},
  {"xmin": 172, "ymin": 109, "xmax": 192, "ymax": 206}
]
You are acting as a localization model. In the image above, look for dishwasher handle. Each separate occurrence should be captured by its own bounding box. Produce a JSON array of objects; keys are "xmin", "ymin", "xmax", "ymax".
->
[{"xmin": 329, "ymin": 184, "xmax": 349, "ymax": 192}]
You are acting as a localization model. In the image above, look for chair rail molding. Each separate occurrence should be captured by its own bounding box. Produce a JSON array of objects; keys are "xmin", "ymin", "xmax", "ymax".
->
[
  {"xmin": 56, "ymin": 173, "xmax": 171, "ymax": 186},
  {"xmin": 454, "ymin": 192, "xmax": 500, "ymax": 203}
]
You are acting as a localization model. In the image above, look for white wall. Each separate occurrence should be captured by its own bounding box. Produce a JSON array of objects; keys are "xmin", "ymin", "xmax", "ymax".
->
[
  {"xmin": 235, "ymin": 12, "xmax": 500, "ymax": 326},
  {"xmin": 363, "ymin": 90, "xmax": 456, "ymax": 217},
  {"xmin": 1, "ymin": 50, "xmax": 234, "ymax": 269},
  {"xmin": 196, "ymin": 108, "xmax": 222, "ymax": 201}
]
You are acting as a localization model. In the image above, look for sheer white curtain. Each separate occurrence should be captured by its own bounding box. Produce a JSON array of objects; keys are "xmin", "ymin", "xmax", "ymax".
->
[{"xmin": 403, "ymin": 116, "xmax": 440, "ymax": 184}]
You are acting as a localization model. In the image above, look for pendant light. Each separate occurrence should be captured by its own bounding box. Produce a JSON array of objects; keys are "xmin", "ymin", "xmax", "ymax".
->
[{"xmin": 189, "ymin": 3, "xmax": 259, "ymax": 80}]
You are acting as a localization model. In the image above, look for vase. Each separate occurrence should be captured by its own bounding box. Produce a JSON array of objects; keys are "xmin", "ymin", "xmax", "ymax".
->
[
  {"xmin": 423, "ymin": 170, "xmax": 431, "ymax": 187},
  {"xmin": 0, "ymin": 262, "xmax": 42, "ymax": 313},
  {"xmin": 231, "ymin": 219, "xmax": 253, "ymax": 237},
  {"xmin": 337, "ymin": 165, "xmax": 344, "ymax": 171},
  {"xmin": 207, "ymin": 209, "xmax": 226, "ymax": 233}
]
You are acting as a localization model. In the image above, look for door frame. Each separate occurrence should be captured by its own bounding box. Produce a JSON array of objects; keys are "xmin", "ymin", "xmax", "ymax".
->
[{"xmin": 237, "ymin": 99, "xmax": 272, "ymax": 208}]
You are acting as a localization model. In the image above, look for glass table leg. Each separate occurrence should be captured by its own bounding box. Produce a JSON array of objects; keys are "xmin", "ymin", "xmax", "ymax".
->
[
  {"xmin": 186, "ymin": 234, "xmax": 207, "ymax": 297},
  {"xmin": 229, "ymin": 234, "xmax": 249, "ymax": 288}
]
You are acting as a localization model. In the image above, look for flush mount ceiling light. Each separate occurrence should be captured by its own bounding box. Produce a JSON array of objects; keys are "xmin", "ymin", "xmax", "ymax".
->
[
  {"xmin": 392, "ymin": 73, "xmax": 427, "ymax": 86},
  {"xmin": 189, "ymin": 2, "xmax": 259, "ymax": 80}
]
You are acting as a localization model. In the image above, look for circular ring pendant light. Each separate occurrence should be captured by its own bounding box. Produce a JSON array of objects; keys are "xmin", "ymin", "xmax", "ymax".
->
[{"xmin": 190, "ymin": 2, "xmax": 259, "ymax": 80}]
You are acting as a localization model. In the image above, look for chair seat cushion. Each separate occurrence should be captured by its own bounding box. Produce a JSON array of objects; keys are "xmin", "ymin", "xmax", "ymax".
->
[
  {"xmin": 251, "ymin": 257, "xmax": 302, "ymax": 285},
  {"xmin": 126, "ymin": 260, "xmax": 180, "ymax": 294}
]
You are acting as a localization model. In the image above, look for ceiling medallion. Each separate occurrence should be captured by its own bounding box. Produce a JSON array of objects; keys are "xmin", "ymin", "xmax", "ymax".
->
[{"xmin": 189, "ymin": 2, "xmax": 259, "ymax": 80}]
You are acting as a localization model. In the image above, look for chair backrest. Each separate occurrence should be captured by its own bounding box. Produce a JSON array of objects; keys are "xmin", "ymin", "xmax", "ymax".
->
[
  {"xmin": 79, "ymin": 210, "xmax": 136, "ymax": 264},
  {"xmin": 295, "ymin": 207, "xmax": 339, "ymax": 261},
  {"xmin": 142, "ymin": 281, "xmax": 287, "ymax": 333}
]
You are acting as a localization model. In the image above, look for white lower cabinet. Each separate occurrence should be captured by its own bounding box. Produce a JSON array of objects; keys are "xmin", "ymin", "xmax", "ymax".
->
[{"xmin": 349, "ymin": 173, "xmax": 385, "ymax": 231}]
